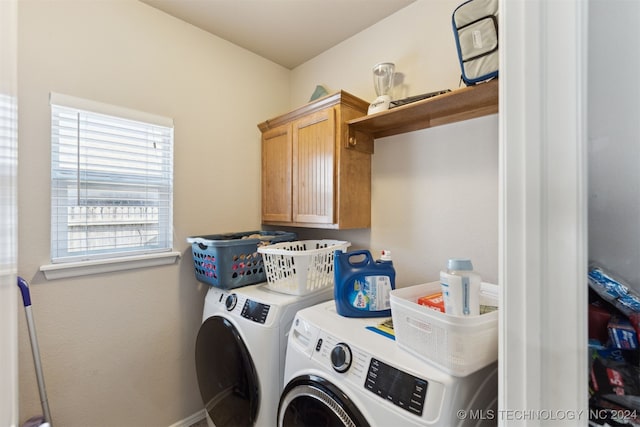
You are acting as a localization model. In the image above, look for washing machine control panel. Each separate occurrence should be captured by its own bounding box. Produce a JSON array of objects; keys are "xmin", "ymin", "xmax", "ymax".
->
[
  {"xmin": 330, "ymin": 343, "xmax": 352, "ymax": 373},
  {"xmin": 312, "ymin": 331, "xmax": 429, "ymax": 417},
  {"xmin": 365, "ymin": 358, "xmax": 428, "ymax": 416},
  {"xmin": 240, "ymin": 298, "xmax": 270, "ymax": 324}
]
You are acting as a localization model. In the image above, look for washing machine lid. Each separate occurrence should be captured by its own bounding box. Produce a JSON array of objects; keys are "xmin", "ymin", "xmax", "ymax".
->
[
  {"xmin": 278, "ymin": 375, "xmax": 371, "ymax": 427},
  {"xmin": 196, "ymin": 315, "xmax": 259, "ymax": 427}
]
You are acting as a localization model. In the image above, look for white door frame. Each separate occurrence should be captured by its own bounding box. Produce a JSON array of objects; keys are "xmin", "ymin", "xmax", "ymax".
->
[
  {"xmin": 499, "ymin": 0, "xmax": 588, "ymax": 425},
  {"xmin": 0, "ymin": 0, "xmax": 18, "ymax": 426}
]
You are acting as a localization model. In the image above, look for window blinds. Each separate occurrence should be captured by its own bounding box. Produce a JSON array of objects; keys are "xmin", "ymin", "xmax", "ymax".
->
[
  {"xmin": 50, "ymin": 93, "xmax": 174, "ymax": 263},
  {"xmin": 0, "ymin": 93, "xmax": 17, "ymax": 273}
]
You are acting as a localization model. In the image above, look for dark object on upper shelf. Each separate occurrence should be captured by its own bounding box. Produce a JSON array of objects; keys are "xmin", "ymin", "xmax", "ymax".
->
[
  {"xmin": 389, "ymin": 89, "xmax": 452, "ymax": 108},
  {"xmin": 452, "ymin": 0, "xmax": 499, "ymax": 86}
]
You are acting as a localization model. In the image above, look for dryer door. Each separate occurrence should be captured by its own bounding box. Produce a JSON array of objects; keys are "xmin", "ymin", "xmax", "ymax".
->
[
  {"xmin": 196, "ymin": 315, "xmax": 259, "ymax": 427},
  {"xmin": 278, "ymin": 375, "xmax": 370, "ymax": 427}
]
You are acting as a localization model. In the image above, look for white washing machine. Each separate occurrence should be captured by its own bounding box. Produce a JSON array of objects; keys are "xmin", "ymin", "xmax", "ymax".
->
[
  {"xmin": 195, "ymin": 283, "xmax": 333, "ymax": 427},
  {"xmin": 279, "ymin": 301, "xmax": 498, "ymax": 427}
]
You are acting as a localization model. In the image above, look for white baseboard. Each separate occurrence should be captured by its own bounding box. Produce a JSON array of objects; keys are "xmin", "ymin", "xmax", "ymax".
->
[{"xmin": 168, "ymin": 409, "xmax": 206, "ymax": 427}]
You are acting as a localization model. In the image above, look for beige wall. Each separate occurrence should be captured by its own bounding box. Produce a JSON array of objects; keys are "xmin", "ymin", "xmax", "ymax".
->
[
  {"xmin": 17, "ymin": 0, "xmax": 497, "ymax": 425},
  {"xmin": 290, "ymin": 0, "xmax": 499, "ymax": 287},
  {"xmin": 17, "ymin": 0, "xmax": 289, "ymax": 425}
]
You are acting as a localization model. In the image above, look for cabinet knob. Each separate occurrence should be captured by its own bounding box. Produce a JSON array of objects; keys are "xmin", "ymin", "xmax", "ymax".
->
[{"xmin": 348, "ymin": 136, "xmax": 357, "ymax": 147}]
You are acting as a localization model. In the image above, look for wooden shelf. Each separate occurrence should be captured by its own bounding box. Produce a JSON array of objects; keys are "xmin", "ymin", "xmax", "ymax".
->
[{"xmin": 347, "ymin": 79, "xmax": 498, "ymax": 141}]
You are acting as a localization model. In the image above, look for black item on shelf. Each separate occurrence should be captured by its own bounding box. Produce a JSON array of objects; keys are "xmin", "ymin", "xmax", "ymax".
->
[{"xmin": 389, "ymin": 89, "xmax": 451, "ymax": 108}]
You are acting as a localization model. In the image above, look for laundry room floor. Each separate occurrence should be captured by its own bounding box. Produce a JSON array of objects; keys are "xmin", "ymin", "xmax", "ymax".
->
[{"xmin": 188, "ymin": 419, "xmax": 207, "ymax": 427}]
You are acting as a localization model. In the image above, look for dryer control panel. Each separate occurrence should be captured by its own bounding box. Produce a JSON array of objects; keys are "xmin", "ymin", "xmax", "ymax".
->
[
  {"xmin": 222, "ymin": 292, "xmax": 271, "ymax": 324},
  {"xmin": 365, "ymin": 358, "xmax": 428, "ymax": 416},
  {"xmin": 241, "ymin": 298, "xmax": 270, "ymax": 324}
]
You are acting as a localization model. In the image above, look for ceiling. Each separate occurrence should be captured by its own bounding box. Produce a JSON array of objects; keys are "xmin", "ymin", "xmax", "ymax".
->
[{"xmin": 140, "ymin": 0, "xmax": 416, "ymax": 69}]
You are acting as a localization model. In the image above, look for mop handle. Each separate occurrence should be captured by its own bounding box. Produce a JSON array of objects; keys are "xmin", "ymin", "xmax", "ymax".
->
[
  {"xmin": 17, "ymin": 276, "xmax": 31, "ymax": 306},
  {"xmin": 17, "ymin": 277, "xmax": 53, "ymax": 426}
]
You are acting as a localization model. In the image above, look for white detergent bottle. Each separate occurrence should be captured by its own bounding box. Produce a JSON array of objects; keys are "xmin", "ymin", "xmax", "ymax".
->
[{"xmin": 440, "ymin": 258, "xmax": 481, "ymax": 316}]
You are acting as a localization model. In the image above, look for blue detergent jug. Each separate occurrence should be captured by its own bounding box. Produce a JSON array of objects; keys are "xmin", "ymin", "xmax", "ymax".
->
[{"xmin": 334, "ymin": 249, "xmax": 396, "ymax": 318}]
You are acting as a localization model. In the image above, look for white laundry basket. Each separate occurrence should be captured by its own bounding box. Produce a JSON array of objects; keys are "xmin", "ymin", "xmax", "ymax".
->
[
  {"xmin": 390, "ymin": 281, "xmax": 499, "ymax": 377},
  {"xmin": 258, "ymin": 240, "xmax": 350, "ymax": 295}
]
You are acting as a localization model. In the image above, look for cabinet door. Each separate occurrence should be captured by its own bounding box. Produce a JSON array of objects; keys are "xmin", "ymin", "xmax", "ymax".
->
[
  {"xmin": 293, "ymin": 108, "xmax": 336, "ymax": 224},
  {"xmin": 262, "ymin": 123, "xmax": 292, "ymax": 223}
]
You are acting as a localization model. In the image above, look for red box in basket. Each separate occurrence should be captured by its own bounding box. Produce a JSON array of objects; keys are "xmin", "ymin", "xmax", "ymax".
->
[{"xmin": 418, "ymin": 292, "xmax": 445, "ymax": 313}]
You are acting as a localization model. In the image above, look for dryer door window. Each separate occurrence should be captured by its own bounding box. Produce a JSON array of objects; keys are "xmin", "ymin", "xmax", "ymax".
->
[
  {"xmin": 196, "ymin": 315, "xmax": 259, "ymax": 427},
  {"xmin": 278, "ymin": 375, "xmax": 370, "ymax": 427}
]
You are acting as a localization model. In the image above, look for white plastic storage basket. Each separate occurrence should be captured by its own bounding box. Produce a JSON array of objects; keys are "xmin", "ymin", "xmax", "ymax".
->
[
  {"xmin": 390, "ymin": 281, "xmax": 499, "ymax": 377},
  {"xmin": 258, "ymin": 240, "xmax": 350, "ymax": 295}
]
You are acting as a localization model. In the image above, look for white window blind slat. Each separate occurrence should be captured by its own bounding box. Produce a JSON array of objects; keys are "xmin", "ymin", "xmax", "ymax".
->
[
  {"xmin": 50, "ymin": 95, "xmax": 174, "ymax": 263},
  {"xmin": 0, "ymin": 93, "xmax": 18, "ymax": 273}
]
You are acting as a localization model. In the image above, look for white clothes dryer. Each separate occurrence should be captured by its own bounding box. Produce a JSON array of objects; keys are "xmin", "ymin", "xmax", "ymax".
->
[
  {"xmin": 195, "ymin": 283, "xmax": 332, "ymax": 427},
  {"xmin": 279, "ymin": 301, "xmax": 498, "ymax": 427}
]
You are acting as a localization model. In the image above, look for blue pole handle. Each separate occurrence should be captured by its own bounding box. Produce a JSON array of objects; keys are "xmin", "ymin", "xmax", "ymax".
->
[{"xmin": 17, "ymin": 276, "xmax": 32, "ymax": 307}]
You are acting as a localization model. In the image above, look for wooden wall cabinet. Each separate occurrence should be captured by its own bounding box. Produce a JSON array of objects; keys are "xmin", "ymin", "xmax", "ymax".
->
[{"xmin": 258, "ymin": 91, "xmax": 372, "ymax": 229}]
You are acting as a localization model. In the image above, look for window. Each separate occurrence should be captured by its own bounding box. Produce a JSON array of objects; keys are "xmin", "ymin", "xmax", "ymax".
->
[
  {"xmin": 1, "ymin": 92, "xmax": 17, "ymax": 273},
  {"xmin": 49, "ymin": 93, "xmax": 174, "ymax": 264}
]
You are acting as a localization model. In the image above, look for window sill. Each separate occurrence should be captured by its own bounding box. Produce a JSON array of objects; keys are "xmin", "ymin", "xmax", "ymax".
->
[{"xmin": 40, "ymin": 251, "xmax": 181, "ymax": 280}]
